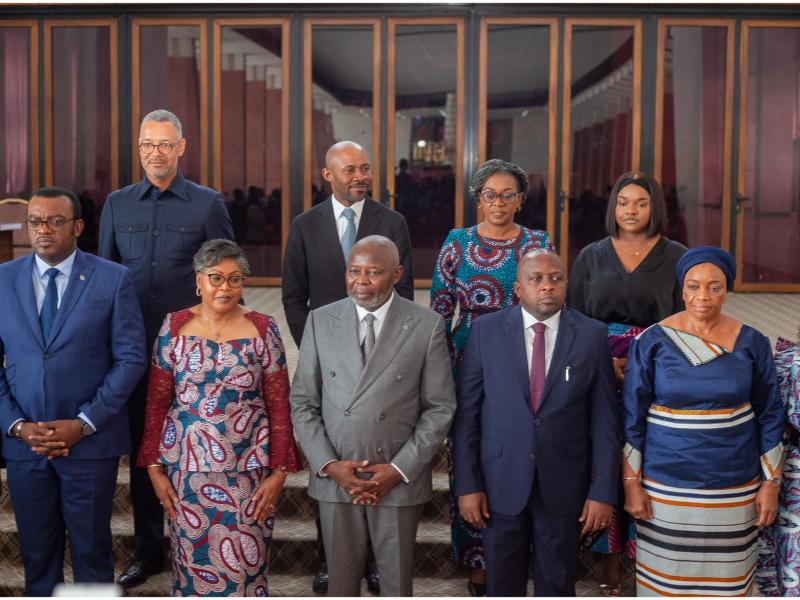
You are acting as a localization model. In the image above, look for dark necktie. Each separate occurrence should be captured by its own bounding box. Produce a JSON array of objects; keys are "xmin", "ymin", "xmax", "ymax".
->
[
  {"xmin": 341, "ymin": 207, "xmax": 356, "ymax": 261},
  {"xmin": 362, "ymin": 313, "xmax": 376, "ymax": 363},
  {"xmin": 530, "ymin": 322, "xmax": 546, "ymax": 413},
  {"xmin": 40, "ymin": 267, "xmax": 60, "ymax": 340}
]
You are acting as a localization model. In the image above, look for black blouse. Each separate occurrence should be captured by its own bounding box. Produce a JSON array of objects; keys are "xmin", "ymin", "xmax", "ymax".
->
[{"xmin": 567, "ymin": 236, "xmax": 687, "ymax": 328}]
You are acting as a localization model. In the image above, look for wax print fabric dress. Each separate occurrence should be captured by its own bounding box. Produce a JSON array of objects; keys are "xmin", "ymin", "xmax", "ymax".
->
[
  {"xmin": 138, "ymin": 309, "xmax": 300, "ymax": 596},
  {"xmin": 623, "ymin": 324, "xmax": 784, "ymax": 596},
  {"xmin": 567, "ymin": 236, "xmax": 686, "ymax": 556},
  {"xmin": 757, "ymin": 337, "xmax": 800, "ymax": 596},
  {"xmin": 430, "ymin": 224, "xmax": 553, "ymax": 568}
]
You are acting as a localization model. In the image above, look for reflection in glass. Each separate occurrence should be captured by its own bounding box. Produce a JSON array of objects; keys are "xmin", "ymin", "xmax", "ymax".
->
[
  {"xmin": 219, "ymin": 26, "xmax": 284, "ymax": 278},
  {"xmin": 139, "ymin": 25, "xmax": 202, "ymax": 183},
  {"xmin": 0, "ymin": 27, "xmax": 31, "ymax": 199},
  {"xmin": 486, "ymin": 24, "xmax": 550, "ymax": 231},
  {"xmin": 661, "ymin": 26, "xmax": 727, "ymax": 248},
  {"xmin": 568, "ymin": 26, "xmax": 634, "ymax": 266},
  {"xmin": 51, "ymin": 26, "xmax": 112, "ymax": 253},
  {"xmin": 742, "ymin": 26, "xmax": 800, "ymax": 284},
  {"xmin": 394, "ymin": 25, "xmax": 457, "ymax": 279},
  {"xmin": 310, "ymin": 25, "xmax": 374, "ymax": 206}
]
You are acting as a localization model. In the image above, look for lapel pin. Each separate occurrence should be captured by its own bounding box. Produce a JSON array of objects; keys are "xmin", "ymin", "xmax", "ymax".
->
[
  {"xmin": 79, "ymin": 274, "xmax": 86, "ymax": 281},
  {"xmin": 402, "ymin": 324, "xmax": 408, "ymax": 330}
]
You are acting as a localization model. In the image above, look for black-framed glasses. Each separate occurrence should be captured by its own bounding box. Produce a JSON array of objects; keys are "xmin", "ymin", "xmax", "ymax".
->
[
  {"xmin": 204, "ymin": 273, "xmax": 246, "ymax": 288},
  {"xmin": 478, "ymin": 190, "xmax": 522, "ymax": 205},
  {"xmin": 25, "ymin": 217, "xmax": 76, "ymax": 230},
  {"xmin": 138, "ymin": 141, "xmax": 182, "ymax": 155}
]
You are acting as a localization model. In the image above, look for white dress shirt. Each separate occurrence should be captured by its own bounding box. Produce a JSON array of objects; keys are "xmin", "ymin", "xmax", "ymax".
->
[
  {"xmin": 32, "ymin": 250, "xmax": 76, "ymax": 313},
  {"xmin": 331, "ymin": 195, "xmax": 365, "ymax": 242},
  {"xmin": 521, "ymin": 307, "xmax": 561, "ymax": 376},
  {"xmin": 355, "ymin": 292, "xmax": 394, "ymax": 344}
]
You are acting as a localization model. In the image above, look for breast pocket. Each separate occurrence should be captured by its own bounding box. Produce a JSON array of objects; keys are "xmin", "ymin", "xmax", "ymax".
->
[
  {"xmin": 114, "ymin": 223, "xmax": 148, "ymax": 261},
  {"xmin": 166, "ymin": 224, "xmax": 203, "ymax": 261}
]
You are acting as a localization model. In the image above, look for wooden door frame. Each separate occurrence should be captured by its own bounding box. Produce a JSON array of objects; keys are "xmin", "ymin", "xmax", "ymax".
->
[
  {"xmin": 478, "ymin": 17, "xmax": 559, "ymax": 239},
  {"xmin": 654, "ymin": 18, "xmax": 735, "ymax": 252},
  {"xmin": 559, "ymin": 18, "xmax": 642, "ymax": 267},
  {"xmin": 735, "ymin": 19, "xmax": 800, "ymax": 291},
  {"xmin": 387, "ymin": 17, "xmax": 465, "ymax": 288},
  {"xmin": 213, "ymin": 18, "xmax": 290, "ymax": 286}
]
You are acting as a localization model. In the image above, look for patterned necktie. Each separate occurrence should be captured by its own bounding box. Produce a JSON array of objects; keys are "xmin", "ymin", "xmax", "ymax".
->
[
  {"xmin": 40, "ymin": 267, "xmax": 60, "ymax": 340},
  {"xmin": 341, "ymin": 207, "xmax": 356, "ymax": 261},
  {"xmin": 362, "ymin": 313, "xmax": 376, "ymax": 362},
  {"xmin": 530, "ymin": 322, "xmax": 546, "ymax": 413}
]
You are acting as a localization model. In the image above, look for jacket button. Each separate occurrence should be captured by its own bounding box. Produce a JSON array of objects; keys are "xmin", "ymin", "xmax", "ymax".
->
[
  {"xmin": 153, "ymin": 230, "xmax": 160, "ymax": 236},
  {"xmin": 127, "ymin": 226, "xmax": 133, "ymax": 232},
  {"xmin": 181, "ymin": 227, "xmax": 186, "ymax": 232},
  {"xmin": 43, "ymin": 353, "xmax": 50, "ymax": 359},
  {"xmin": 329, "ymin": 371, "xmax": 336, "ymax": 377},
  {"xmin": 396, "ymin": 375, "xmax": 403, "ymax": 381},
  {"xmin": 344, "ymin": 410, "xmax": 351, "ymax": 417},
  {"xmin": 529, "ymin": 453, "xmax": 536, "ymax": 460},
  {"xmin": 534, "ymin": 419, "xmax": 541, "ymax": 426},
  {"xmin": 151, "ymin": 261, "xmax": 158, "ymax": 268},
  {"xmin": 155, "ymin": 200, "xmax": 162, "ymax": 207},
  {"xmin": 379, "ymin": 414, "xmax": 385, "ymax": 420}
]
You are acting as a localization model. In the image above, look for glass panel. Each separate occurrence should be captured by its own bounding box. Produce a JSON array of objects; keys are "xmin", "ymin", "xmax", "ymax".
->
[
  {"xmin": 485, "ymin": 24, "xmax": 550, "ymax": 231},
  {"xmin": 138, "ymin": 25, "xmax": 202, "ymax": 183},
  {"xmin": 310, "ymin": 25, "xmax": 374, "ymax": 207},
  {"xmin": 0, "ymin": 27, "xmax": 32, "ymax": 199},
  {"xmin": 393, "ymin": 24, "xmax": 457, "ymax": 279},
  {"xmin": 661, "ymin": 25, "xmax": 727, "ymax": 248},
  {"xmin": 742, "ymin": 26, "xmax": 800, "ymax": 284},
  {"xmin": 567, "ymin": 25, "xmax": 635, "ymax": 266},
  {"xmin": 51, "ymin": 26, "xmax": 112, "ymax": 254},
  {"xmin": 219, "ymin": 25, "xmax": 284, "ymax": 278}
]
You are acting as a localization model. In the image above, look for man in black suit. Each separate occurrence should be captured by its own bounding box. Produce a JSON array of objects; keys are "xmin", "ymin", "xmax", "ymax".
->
[
  {"xmin": 282, "ymin": 140, "xmax": 414, "ymax": 348},
  {"xmin": 282, "ymin": 141, "xmax": 414, "ymax": 593}
]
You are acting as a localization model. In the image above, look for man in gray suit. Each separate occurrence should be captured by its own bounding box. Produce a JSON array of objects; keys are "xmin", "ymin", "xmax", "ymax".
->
[{"xmin": 290, "ymin": 235, "xmax": 456, "ymax": 596}]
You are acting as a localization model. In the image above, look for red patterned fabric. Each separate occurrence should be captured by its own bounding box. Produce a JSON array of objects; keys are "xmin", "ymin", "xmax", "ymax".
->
[{"xmin": 136, "ymin": 309, "xmax": 300, "ymax": 472}]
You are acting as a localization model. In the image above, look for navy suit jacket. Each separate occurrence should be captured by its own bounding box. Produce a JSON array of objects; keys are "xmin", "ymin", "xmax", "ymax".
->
[
  {"xmin": 452, "ymin": 305, "xmax": 620, "ymax": 517},
  {"xmin": 0, "ymin": 250, "xmax": 148, "ymax": 460}
]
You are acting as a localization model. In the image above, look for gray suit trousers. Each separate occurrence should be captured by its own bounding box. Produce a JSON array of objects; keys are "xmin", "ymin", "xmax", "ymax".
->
[{"xmin": 319, "ymin": 501, "xmax": 424, "ymax": 596}]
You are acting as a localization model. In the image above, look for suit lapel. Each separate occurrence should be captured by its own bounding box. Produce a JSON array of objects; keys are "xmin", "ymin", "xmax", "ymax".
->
[
  {"xmin": 355, "ymin": 197, "xmax": 381, "ymax": 242},
  {"xmin": 350, "ymin": 297, "xmax": 414, "ymax": 403},
  {"xmin": 45, "ymin": 250, "xmax": 94, "ymax": 347},
  {"xmin": 503, "ymin": 305, "xmax": 531, "ymax": 408},
  {"xmin": 13, "ymin": 254, "xmax": 45, "ymax": 348},
  {"xmin": 538, "ymin": 308, "xmax": 576, "ymax": 411},
  {"xmin": 320, "ymin": 198, "xmax": 346, "ymax": 273},
  {"xmin": 329, "ymin": 300, "xmax": 364, "ymax": 384}
]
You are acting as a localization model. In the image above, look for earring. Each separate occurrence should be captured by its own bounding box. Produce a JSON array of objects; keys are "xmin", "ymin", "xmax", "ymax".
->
[{"xmin": 196, "ymin": 287, "xmax": 201, "ymax": 296}]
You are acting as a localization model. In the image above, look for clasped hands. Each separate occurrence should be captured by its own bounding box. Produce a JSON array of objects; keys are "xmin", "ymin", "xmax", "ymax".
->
[
  {"xmin": 323, "ymin": 459, "xmax": 402, "ymax": 505},
  {"xmin": 19, "ymin": 419, "xmax": 83, "ymax": 459}
]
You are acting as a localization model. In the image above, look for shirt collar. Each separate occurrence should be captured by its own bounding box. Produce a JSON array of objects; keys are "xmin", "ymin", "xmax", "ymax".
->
[
  {"xmin": 136, "ymin": 170, "xmax": 188, "ymax": 201},
  {"xmin": 34, "ymin": 249, "xmax": 77, "ymax": 280},
  {"xmin": 521, "ymin": 305, "xmax": 561, "ymax": 333},
  {"xmin": 354, "ymin": 292, "xmax": 395, "ymax": 325},
  {"xmin": 332, "ymin": 195, "xmax": 365, "ymax": 219}
]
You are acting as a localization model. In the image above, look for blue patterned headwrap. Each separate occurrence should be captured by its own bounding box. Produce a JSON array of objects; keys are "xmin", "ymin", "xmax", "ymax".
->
[{"xmin": 676, "ymin": 246, "xmax": 736, "ymax": 290}]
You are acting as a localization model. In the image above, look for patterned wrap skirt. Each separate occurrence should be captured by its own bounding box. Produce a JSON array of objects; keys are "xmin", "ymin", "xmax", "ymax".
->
[{"xmin": 168, "ymin": 467, "xmax": 275, "ymax": 596}]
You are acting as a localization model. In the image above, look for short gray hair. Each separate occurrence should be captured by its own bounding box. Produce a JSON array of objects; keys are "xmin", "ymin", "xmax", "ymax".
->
[
  {"xmin": 193, "ymin": 239, "xmax": 251, "ymax": 276},
  {"xmin": 141, "ymin": 109, "xmax": 183, "ymax": 138},
  {"xmin": 469, "ymin": 158, "xmax": 529, "ymax": 199}
]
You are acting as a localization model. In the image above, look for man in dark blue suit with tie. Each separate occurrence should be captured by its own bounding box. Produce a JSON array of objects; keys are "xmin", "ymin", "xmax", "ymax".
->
[
  {"xmin": 452, "ymin": 249, "xmax": 620, "ymax": 596},
  {"xmin": 0, "ymin": 187, "xmax": 147, "ymax": 596}
]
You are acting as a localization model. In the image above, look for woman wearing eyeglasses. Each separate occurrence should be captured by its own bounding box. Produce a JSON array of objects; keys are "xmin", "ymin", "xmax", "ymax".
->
[
  {"xmin": 431, "ymin": 159, "xmax": 554, "ymax": 596},
  {"xmin": 136, "ymin": 238, "xmax": 300, "ymax": 596}
]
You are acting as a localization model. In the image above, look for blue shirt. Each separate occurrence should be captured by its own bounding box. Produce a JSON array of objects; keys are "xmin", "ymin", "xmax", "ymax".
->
[
  {"xmin": 32, "ymin": 250, "xmax": 76, "ymax": 313},
  {"xmin": 99, "ymin": 171, "xmax": 234, "ymax": 342}
]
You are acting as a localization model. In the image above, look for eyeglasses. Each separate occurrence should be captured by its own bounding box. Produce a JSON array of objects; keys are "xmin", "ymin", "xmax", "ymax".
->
[
  {"xmin": 478, "ymin": 190, "xmax": 522, "ymax": 205},
  {"xmin": 138, "ymin": 141, "xmax": 182, "ymax": 155},
  {"xmin": 204, "ymin": 273, "xmax": 246, "ymax": 288},
  {"xmin": 25, "ymin": 217, "xmax": 76, "ymax": 230}
]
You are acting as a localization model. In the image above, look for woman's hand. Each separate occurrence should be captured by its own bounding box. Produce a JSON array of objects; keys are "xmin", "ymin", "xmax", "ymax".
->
[
  {"xmin": 147, "ymin": 466, "xmax": 178, "ymax": 521},
  {"xmin": 251, "ymin": 469, "xmax": 287, "ymax": 524},
  {"xmin": 755, "ymin": 480, "xmax": 780, "ymax": 527},
  {"xmin": 612, "ymin": 357, "xmax": 628, "ymax": 384},
  {"xmin": 623, "ymin": 479, "xmax": 653, "ymax": 521}
]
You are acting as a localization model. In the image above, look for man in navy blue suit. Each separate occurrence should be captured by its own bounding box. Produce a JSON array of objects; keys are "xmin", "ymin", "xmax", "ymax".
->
[
  {"xmin": 452, "ymin": 249, "xmax": 620, "ymax": 596},
  {"xmin": 0, "ymin": 187, "xmax": 147, "ymax": 596}
]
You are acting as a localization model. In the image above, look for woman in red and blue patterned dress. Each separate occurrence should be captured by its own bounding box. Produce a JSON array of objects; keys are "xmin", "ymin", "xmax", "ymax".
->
[
  {"xmin": 138, "ymin": 239, "xmax": 300, "ymax": 596},
  {"xmin": 431, "ymin": 159, "xmax": 554, "ymax": 596}
]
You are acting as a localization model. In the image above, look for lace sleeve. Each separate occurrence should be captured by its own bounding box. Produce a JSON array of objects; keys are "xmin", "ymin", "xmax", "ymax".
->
[{"xmin": 262, "ymin": 319, "xmax": 301, "ymax": 472}]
